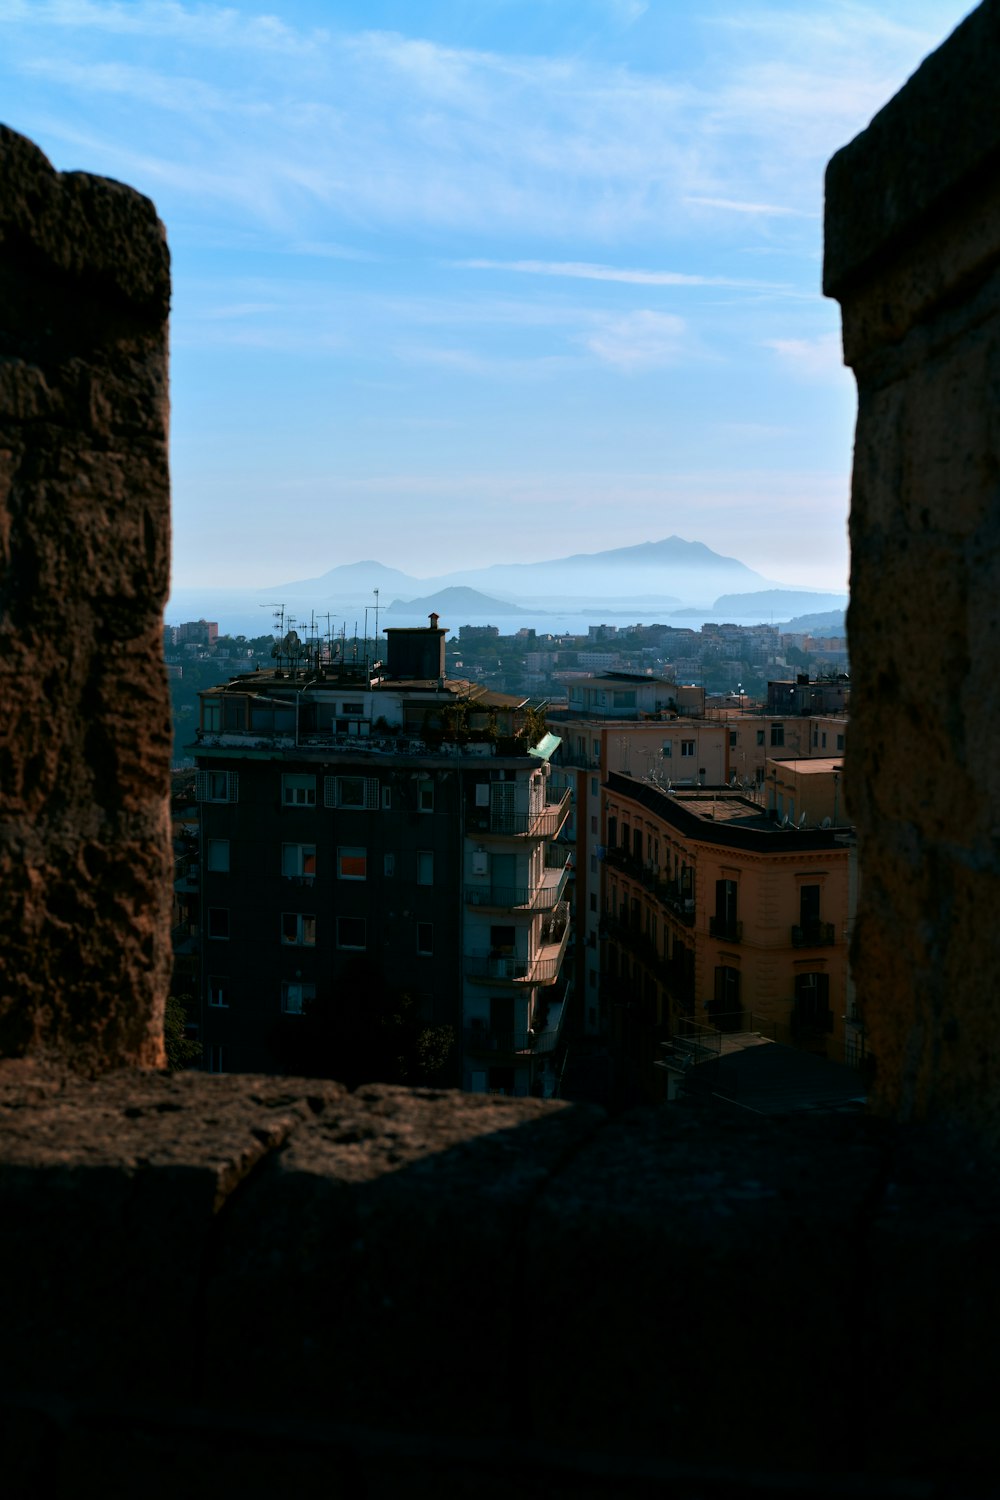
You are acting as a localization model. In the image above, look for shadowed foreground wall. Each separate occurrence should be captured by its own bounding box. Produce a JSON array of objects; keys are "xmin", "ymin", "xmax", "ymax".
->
[
  {"xmin": 4, "ymin": 4, "xmax": 1000, "ymax": 1493},
  {"xmin": 825, "ymin": 0, "xmax": 1000, "ymax": 1141},
  {"xmin": 0, "ymin": 126, "xmax": 172, "ymax": 1068}
]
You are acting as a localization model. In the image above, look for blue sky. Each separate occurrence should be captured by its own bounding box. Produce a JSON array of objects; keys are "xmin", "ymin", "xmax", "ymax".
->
[{"xmin": 0, "ymin": 0, "xmax": 976, "ymax": 591}]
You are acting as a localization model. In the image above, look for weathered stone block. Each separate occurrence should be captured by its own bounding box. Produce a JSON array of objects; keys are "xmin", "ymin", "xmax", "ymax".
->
[
  {"xmin": 825, "ymin": 0, "xmax": 1000, "ymax": 1142},
  {"xmin": 0, "ymin": 126, "xmax": 172, "ymax": 1069}
]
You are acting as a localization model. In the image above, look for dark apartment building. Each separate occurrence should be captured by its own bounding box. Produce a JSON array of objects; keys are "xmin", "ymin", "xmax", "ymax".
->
[{"xmin": 193, "ymin": 618, "xmax": 572, "ymax": 1096}]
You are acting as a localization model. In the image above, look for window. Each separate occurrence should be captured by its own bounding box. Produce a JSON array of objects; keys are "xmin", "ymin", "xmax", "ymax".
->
[
  {"xmin": 590, "ymin": 893, "xmax": 597, "ymax": 912},
  {"xmin": 770, "ymin": 723, "xmax": 785, "ymax": 747},
  {"xmin": 662, "ymin": 742, "xmax": 672, "ymax": 758},
  {"xmin": 711, "ymin": 965, "xmax": 741, "ymax": 1027},
  {"xmin": 201, "ymin": 700, "xmax": 221, "ymax": 733},
  {"xmin": 207, "ymin": 976, "xmax": 228, "ymax": 1008},
  {"xmin": 207, "ymin": 1045, "xmax": 224, "ymax": 1074},
  {"xmin": 282, "ymin": 773, "xmax": 316, "ymax": 807},
  {"xmin": 341, "ymin": 701, "xmax": 364, "ymax": 716},
  {"xmin": 821, "ymin": 732, "xmax": 827, "ymax": 749},
  {"xmin": 417, "ymin": 922, "xmax": 434, "ymax": 955},
  {"xmin": 196, "ymin": 770, "xmax": 238, "ymax": 803},
  {"xmin": 338, "ymin": 846, "xmax": 367, "ymax": 880},
  {"xmin": 325, "ymin": 776, "xmax": 378, "ymax": 810},
  {"xmin": 591, "ymin": 777, "xmax": 599, "ymax": 797},
  {"xmin": 281, "ymin": 912, "xmax": 316, "ymax": 946},
  {"xmin": 590, "ymin": 855, "xmax": 597, "ymax": 874},
  {"xmin": 416, "ymin": 851, "xmax": 434, "ymax": 886},
  {"xmin": 756, "ymin": 730, "xmax": 765, "ymax": 747},
  {"xmin": 381, "ymin": 785, "xmax": 392, "ymax": 810},
  {"xmin": 681, "ymin": 740, "xmax": 695, "ymax": 758},
  {"xmin": 794, "ymin": 972, "xmax": 832, "ymax": 1032},
  {"xmin": 800, "ymin": 885, "xmax": 821, "ymax": 926},
  {"xmin": 419, "ymin": 782, "xmax": 435, "ymax": 813},
  {"xmin": 282, "ymin": 844, "xmax": 316, "ymax": 880},
  {"xmin": 837, "ymin": 734, "xmax": 844, "ymax": 751},
  {"xmin": 591, "ymin": 815, "xmax": 598, "ymax": 835},
  {"xmin": 337, "ymin": 916, "xmax": 366, "ymax": 949},
  {"xmin": 207, "ymin": 908, "xmax": 229, "ymax": 940},
  {"xmin": 207, "ymin": 839, "xmax": 230, "ymax": 872},
  {"xmin": 812, "ymin": 729, "xmax": 819, "ymax": 748},
  {"xmin": 729, "ymin": 731, "xmax": 737, "ymax": 749},
  {"xmin": 281, "ymin": 981, "xmax": 315, "ymax": 1015},
  {"xmin": 384, "ymin": 853, "xmax": 396, "ymax": 877}
]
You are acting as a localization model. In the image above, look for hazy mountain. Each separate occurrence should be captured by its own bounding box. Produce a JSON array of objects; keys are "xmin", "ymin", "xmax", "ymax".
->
[
  {"xmin": 778, "ymin": 609, "xmax": 847, "ymax": 636},
  {"xmin": 385, "ymin": 586, "xmax": 530, "ymax": 618},
  {"xmin": 422, "ymin": 536, "xmax": 768, "ymax": 607},
  {"xmin": 709, "ymin": 589, "xmax": 849, "ymax": 620},
  {"xmin": 268, "ymin": 559, "xmax": 423, "ymax": 595},
  {"xmin": 257, "ymin": 538, "xmax": 841, "ymax": 618}
]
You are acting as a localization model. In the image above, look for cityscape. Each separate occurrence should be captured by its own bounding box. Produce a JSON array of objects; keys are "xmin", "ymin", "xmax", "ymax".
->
[{"xmin": 166, "ymin": 549, "xmax": 857, "ymax": 1110}]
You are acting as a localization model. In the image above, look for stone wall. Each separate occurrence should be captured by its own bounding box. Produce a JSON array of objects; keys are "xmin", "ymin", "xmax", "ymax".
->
[
  {"xmin": 3, "ymin": 1063, "xmax": 998, "ymax": 1497},
  {"xmin": 0, "ymin": 127, "xmax": 172, "ymax": 1069},
  {"xmin": 825, "ymin": 0, "xmax": 1000, "ymax": 1143}
]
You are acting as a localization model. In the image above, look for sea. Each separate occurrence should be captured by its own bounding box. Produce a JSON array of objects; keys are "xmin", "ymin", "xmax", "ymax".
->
[{"xmin": 166, "ymin": 588, "xmax": 839, "ymax": 642}]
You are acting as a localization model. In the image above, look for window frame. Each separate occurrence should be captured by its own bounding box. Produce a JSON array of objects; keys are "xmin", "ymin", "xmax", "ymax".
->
[
  {"xmin": 336, "ymin": 916, "xmax": 367, "ymax": 950},
  {"xmin": 207, "ymin": 907, "xmax": 230, "ymax": 940},
  {"xmin": 337, "ymin": 846, "xmax": 367, "ymax": 881},
  {"xmin": 282, "ymin": 773, "xmax": 316, "ymax": 807}
]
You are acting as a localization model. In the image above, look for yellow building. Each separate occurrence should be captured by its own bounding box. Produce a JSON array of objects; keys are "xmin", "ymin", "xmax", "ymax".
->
[{"xmin": 602, "ymin": 772, "xmax": 854, "ymax": 1099}]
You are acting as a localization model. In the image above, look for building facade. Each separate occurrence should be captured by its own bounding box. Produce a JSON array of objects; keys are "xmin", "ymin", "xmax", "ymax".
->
[
  {"xmin": 601, "ymin": 772, "xmax": 855, "ymax": 1099},
  {"xmin": 193, "ymin": 621, "xmax": 572, "ymax": 1096}
]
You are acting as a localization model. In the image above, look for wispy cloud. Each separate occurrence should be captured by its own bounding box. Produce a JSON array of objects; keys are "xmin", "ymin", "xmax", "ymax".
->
[
  {"xmin": 0, "ymin": 0, "xmax": 323, "ymax": 53},
  {"xmin": 765, "ymin": 332, "xmax": 847, "ymax": 382},
  {"xmin": 684, "ymin": 196, "xmax": 816, "ymax": 219},
  {"xmin": 455, "ymin": 258, "xmax": 779, "ymax": 289},
  {"xmin": 583, "ymin": 310, "xmax": 688, "ymax": 371}
]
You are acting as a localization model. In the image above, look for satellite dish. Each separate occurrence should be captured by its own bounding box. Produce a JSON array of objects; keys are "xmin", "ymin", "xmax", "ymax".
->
[
  {"xmin": 821, "ymin": 816, "xmax": 832, "ymax": 828},
  {"xmin": 798, "ymin": 812, "xmax": 807, "ymax": 827}
]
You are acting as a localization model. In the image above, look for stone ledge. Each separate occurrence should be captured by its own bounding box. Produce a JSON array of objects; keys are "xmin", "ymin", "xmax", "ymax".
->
[
  {"xmin": 2, "ymin": 1067, "xmax": 998, "ymax": 1494},
  {"xmin": 824, "ymin": 0, "xmax": 1000, "ymax": 299},
  {"xmin": 0, "ymin": 125, "xmax": 169, "ymax": 317}
]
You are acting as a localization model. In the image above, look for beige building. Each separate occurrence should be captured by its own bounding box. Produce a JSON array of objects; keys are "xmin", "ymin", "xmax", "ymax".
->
[{"xmin": 602, "ymin": 772, "xmax": 854, "ymax": 1099}]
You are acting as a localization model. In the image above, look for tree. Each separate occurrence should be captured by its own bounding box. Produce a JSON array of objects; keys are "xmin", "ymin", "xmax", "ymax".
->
[
  {"xmin": 164, "ymin": 994, "xmax": 201, "ymax": 1071},
  {"xmin": 268, "ymin": 961, "xmax": 456, "ymax": 1088}
]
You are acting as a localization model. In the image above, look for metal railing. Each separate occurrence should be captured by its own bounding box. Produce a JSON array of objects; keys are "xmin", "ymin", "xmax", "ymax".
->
[
  {"xmin": 462, "ymin": 1026, "xmax": 560, "ymax": 1057},
  {"xmin": 791, "ymin": 922, "xmax": 836, "ymax": 947},
  {"xmin": 709, "ymin": 917, "xmax": 743, "ymax": 942},
  {"xmin": 466, "ymin": 787, "xmax": 571, "ymax": 840}
]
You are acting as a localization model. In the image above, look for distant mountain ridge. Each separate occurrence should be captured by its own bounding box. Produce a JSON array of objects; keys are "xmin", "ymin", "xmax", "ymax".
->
[
  {"xmin": 384, "ymin": 586, "xmax": 531, "ymax": 617},
  {"xmin": 268, "ymin": 535, "xmax": 780, "ymax": 611}
]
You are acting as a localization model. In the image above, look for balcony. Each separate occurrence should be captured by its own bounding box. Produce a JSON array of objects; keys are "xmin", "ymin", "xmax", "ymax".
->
[
  {"xmin": 709, "ymin": 917, "xmax": 743, "ymax": 943},
  {"xmin": 465, "ymin": 903, "xmax": 570, "ymax": 987},
  {"xmin": 792, "ymin": 921, "xmax": 836, "ymax": 947},
  {"xmin": 463, "ymin": 987, "xmax": 570, "ymax": 1060},
  {"xmin": 466, "ymin": 787, "xmax": 571, "ymax": 841},
  {"xmin": 463, "ymin": 855, "xmax": 571, "ymax": 914}
]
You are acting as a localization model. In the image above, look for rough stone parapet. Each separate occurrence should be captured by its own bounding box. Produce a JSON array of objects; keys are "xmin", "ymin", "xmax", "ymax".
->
[
  {"xmin": 0, "ymin": 126, "xmax": 172, "ymax": 1069},
  {"xmin": 824, "ymin": 1, "xmax": 1000, "ymax": 1143},
  {"xmin": 2, "ymin": 1068, "xmax": 997, "ymax": 1496}
]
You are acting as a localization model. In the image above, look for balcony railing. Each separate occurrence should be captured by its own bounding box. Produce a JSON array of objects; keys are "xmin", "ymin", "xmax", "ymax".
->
[
  {"xmin": 466, "ymin": 787, "xmax": 571, "ymax": 840},
  {"xmin": 462, "ymin": 1025, "xmax": 561, "ymax": 1057},
  {"xmin": 709, "ymin": 917, "xmax": 743, "ymax": 942},
  {"xmin": 791, "ymin": 921, "xmax": 836, "ymax": 947},
  {"xmin": 465, "ymin": 903, "xmax": 570, "ymax": 986},
  {"xmin": 463, "ymin": 862, "xmax": 570, "ymax": 913}
]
